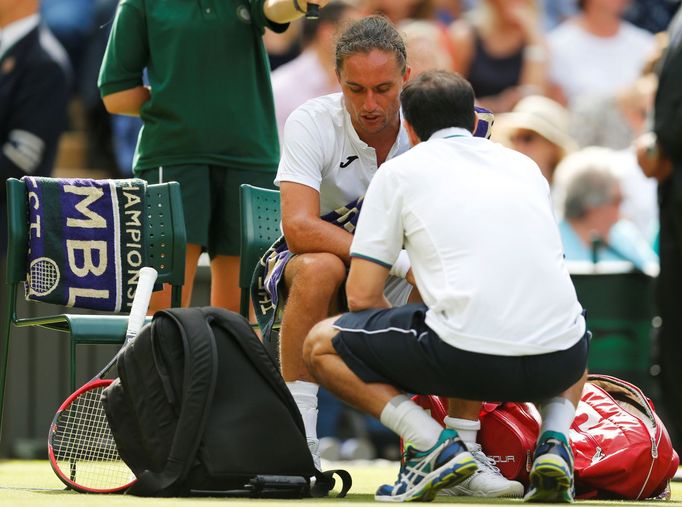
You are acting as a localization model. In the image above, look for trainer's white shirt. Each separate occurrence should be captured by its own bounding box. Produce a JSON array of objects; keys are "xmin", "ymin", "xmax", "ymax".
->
[
  {"xmin": 351, "ymin": 127, "xmax": 586, "ymax": 356},
  {"xmin": 276, "ymin": 92, "xmax": 410, "ymax": 215}
]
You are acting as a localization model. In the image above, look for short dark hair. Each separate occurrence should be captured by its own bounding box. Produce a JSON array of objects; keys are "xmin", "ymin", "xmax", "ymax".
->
[
  {"xmin": 400, "ymin": 70, "xmax": 476, "ymax": 141},
  {"xmin": 335, "ymin": 15, "xmax": 407, "ymax": 74},
  {"xmin": 301, "ymin": 1, "xmax": 353, "ymax": 47}
]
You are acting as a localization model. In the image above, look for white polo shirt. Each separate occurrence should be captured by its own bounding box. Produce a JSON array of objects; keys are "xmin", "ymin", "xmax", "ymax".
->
[
  {"xmin": 351, "ymin": 127, "xmax": 586, "ymax": 356},
  {"xmin": 276, "ymin": 93, "xmax": 410, "ymax": 215},
  {"xmin": 548, "ymin": 20, "xmax": 654, "ymax": 106}
]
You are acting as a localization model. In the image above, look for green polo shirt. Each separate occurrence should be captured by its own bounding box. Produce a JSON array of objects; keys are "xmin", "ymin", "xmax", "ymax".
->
[{"xmin": 98, "ymin": 0, "xmax": 286, "ymax": 173}]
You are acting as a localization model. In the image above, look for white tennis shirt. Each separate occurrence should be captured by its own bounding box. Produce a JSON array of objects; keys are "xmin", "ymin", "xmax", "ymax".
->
[
  {"xmin": 351, "ymin": 127, "xmax": 586, "ymax": 356},
  {"xmin": 276, "ymin": 93, "xmax": 410, "ymax": 215}
]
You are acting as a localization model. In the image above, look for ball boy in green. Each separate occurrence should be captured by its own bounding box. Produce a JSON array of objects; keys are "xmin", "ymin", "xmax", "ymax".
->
[{"xmin": 98, "ymin": 0, "xmax": 329, "ymax": 311}]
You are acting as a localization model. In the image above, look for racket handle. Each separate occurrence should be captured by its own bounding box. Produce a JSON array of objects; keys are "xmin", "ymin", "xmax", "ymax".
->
[
  {"xmin": 305, "ymin": 1, "xmax": 319, "ymax": 19},
  {"xmin": 125, "ymin": 267, "xmax": 158, "ymax": 341}
]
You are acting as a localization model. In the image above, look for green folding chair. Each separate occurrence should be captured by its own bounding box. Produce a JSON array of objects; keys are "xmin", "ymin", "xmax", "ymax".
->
[
  {"xmin": 0, "ymin": 177, "xmax": 186, "ymax": 440},
  {"xmin": 238, "ymin": 184, "xmax": 281, "ymax": 320}
]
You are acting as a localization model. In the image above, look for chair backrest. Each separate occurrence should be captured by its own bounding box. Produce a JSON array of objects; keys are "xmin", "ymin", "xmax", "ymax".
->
[
  {"xmin": 4, "ymin": 178, "xmax": 186, "ymax": 312},
  {"xmin": 239, "ymin": 184, "xmax": 281, "ymax": 317},
  {"xmin": 145, "ymin": 182, "xmax": 186, "ymax": 305}
]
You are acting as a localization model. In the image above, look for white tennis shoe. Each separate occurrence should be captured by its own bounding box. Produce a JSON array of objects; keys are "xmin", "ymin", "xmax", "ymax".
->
[{"xmin": 439, "ymin": 442, "xmax": 525, "ymax": 498}]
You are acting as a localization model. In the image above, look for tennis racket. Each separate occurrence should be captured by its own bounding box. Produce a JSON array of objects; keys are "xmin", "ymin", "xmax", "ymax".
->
[{"xmin": 47, "ymin": 266, "xmax": 158, "ymax": 493}]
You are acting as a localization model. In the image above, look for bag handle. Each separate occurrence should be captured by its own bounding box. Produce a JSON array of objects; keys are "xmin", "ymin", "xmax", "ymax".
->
[
  {"xmin": 587, "ymin": 374, "xmax": 657, "ymax": 426},
  {"xmin": 311, "ymin": 469, "xmax": 353, "ymax": 498},
  {"xmin": 128, "ymin": 308, "xmax": 219, "ymax": 496}
]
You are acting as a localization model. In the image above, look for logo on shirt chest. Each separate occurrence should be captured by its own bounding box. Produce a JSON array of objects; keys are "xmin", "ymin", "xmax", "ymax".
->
[{"xmin": 339, "ymin": 155, "xmax": 359, "ymax": 168}]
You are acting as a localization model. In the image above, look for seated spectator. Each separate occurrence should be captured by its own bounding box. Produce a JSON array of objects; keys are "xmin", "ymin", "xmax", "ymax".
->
[
  {"xmin": 363, "ymin": 0, "xmax": 436, "ymax": 23},
  {"xmin": 570, "ymin": 73, "xmax": 658, "ymax": 150},
  {"xmin": 447, "ymin": 0, "xmax": 548, "ymax": 112},
  {"xmin": 493, "ymin": 94, "xmax": 576, "ymax": 183},
  {"xmin": 553, "ymin": 148, "xmax": 659, "ymax": 274},
  {"xmin": 547, "ymin": 0, "xmax": 655, "ymax": 108},
  {"xmin": 401, "ymin": 19, "xmax": 453, "ymax": 75}
]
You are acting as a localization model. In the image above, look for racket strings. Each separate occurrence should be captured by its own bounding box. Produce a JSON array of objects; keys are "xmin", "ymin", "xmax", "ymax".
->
[{"xmin": 51, "ymin": 386, "xmax": 133, "ymax": 490}]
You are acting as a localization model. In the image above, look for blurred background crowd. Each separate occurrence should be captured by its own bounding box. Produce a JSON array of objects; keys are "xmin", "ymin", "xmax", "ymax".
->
[
  {"xmin": 3, "ymin": 0, "xmax": 682, "ymax": 459},
  {"xmin": 39, "ymin": 0, "xmax": 677, "ymax": 266}
]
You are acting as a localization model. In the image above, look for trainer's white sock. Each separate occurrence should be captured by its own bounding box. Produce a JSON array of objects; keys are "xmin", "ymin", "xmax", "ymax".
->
[
  {"xmin": 443, "ymin": 416, "xmax": 480, "ymax": 445},
  {"xmin": 287, "ymin": 380, "xmax": 319, "ymax": 442},
  {"xmin": 538, "ymin": 397, "xmax": 576, "ymax": 442},
  {"xmin": 380, "ymin": 395, "xmax": 443, "ymax": 451}
]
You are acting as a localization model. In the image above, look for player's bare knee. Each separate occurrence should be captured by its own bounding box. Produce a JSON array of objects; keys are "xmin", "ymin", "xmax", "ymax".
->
[{"xmin": 296, "ymin": 253, "xmax": 346, "ymax": 290}]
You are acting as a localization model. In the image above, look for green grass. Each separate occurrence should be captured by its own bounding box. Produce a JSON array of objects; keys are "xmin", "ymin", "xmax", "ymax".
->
[{"xmin": 0, "ymin": 460, "xmax": 680, "ymax": 506}]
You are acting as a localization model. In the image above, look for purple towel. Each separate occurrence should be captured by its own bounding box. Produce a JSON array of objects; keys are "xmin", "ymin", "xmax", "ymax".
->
[{"xmin": 22, "ymin": 176, "xmax": 147, "ymax": 312}]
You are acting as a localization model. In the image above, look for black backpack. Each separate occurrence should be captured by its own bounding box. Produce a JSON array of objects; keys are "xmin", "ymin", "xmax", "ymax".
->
[{"xmin": 102, "ymin": 306, "xmax": 351, "ymax": 498}]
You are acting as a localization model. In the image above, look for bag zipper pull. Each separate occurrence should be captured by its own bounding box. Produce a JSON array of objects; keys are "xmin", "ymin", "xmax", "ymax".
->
[{"xmin": 651, "ymin": 436, "xmax": 658, "ymax": 458}]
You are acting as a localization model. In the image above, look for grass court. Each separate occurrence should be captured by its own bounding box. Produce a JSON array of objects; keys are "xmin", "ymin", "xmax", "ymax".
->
[{"xmin": 0, "ymin": 460, "xmax": 680, "ymax": 506}]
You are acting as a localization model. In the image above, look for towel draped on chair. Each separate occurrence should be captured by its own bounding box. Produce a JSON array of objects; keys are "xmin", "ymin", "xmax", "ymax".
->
[{"xmin": 23, "ymin": 176, "xmax": 147, "ymax": 312}]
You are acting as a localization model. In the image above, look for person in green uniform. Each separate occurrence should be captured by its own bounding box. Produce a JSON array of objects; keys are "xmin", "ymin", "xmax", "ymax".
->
[{"xmin": 98, "ymin": 0, "xmax": 328, "ymax": 311}]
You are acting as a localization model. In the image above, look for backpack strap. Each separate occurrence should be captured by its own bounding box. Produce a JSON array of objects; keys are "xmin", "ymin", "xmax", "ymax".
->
[{"xmin": 128, "ymin": 308, "xmax": 219, "ymax": 496}]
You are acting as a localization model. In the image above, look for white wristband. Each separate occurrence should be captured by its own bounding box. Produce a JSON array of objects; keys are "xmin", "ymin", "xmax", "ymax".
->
[{"xmin": 389, "ymin": 250, "xmax": 411, "ymax": 279}]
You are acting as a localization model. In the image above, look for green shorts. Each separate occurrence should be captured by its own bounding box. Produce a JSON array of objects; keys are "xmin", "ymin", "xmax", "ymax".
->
[{"xmin": 139, "ymin": 165, "xmax": 276, "ymax": 257}]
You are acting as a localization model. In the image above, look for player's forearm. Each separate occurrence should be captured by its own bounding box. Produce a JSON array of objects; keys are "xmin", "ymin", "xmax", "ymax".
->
[
  {"xmin": 102, "ymin": 86, "xmax": 150, "ymax": 117},
  {"xmin": 263, "ymin": 0, "xmax": 317, "ymax": 23},
  {"xmin": 284, "ymin": 217, "xmax": 353, "ymax": 263}
]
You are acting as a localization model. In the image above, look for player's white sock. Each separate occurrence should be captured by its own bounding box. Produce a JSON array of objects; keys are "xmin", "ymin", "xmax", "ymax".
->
[
  {"xmin": 443, "ymin": 416, "xmax": 480, "ymax": 445},
  {"xmin": 538, "ymin": 397, "xmax": 576, "ymax": 441},
  {"xmin": 287, "ymin": 380, "xmax": 319, "ymax": 442},
  {"xmin": 380, "ymin": 395, "xmax": 443, "ymax": 451}
]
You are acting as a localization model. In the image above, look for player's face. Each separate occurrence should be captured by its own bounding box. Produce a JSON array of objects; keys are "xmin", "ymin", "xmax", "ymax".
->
[{"xmin": 337, "ymin": 49, "xmax": 409, "ymax": 140}]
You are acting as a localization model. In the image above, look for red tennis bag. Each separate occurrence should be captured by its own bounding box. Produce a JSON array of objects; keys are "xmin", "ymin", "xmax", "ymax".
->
[{"xmin": 409, "ymin": 375, "xmax": 679, "ymax": 499}]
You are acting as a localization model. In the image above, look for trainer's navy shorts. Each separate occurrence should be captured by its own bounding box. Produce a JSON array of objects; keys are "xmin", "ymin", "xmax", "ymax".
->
[{"xmin": 331, "ymin": 304, "xmax": 589, "ymax": 402}]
